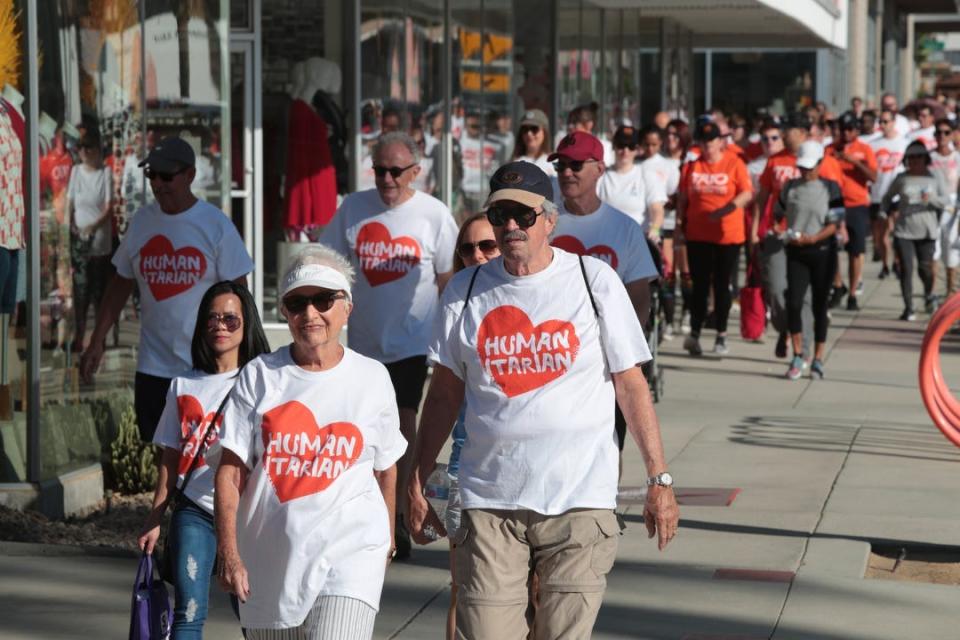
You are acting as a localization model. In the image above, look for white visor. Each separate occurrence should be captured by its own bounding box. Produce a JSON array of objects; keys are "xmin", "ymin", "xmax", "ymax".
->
[{"xmin": 280, "ymin": 264, "xmax": 352, "ymax": 299}]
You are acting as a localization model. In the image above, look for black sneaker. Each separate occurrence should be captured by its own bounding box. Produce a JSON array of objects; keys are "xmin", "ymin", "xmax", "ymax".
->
[
  {"xmin": 925, "ymin": 295, "xmax": 939, "ymax": 314},
  {"xmin": 775, "ymin": 332, "xmax": 788, "ymax": 359},
  {"xmin": 846, "ymin": 295, "xmax": 859, "ymax": 311},
  {"xmin": 829, "ymin": 284, "xmax": 848, "ymax": 309},
  {"xmin": 878, "ymin": 265, "xmax": 890, "ymax": 279}
]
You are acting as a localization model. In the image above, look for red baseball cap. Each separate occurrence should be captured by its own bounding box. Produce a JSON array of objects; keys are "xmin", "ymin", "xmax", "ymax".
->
[{"xmin": 548, "ymin": 131, "xmax": 604, "ymax": 162}]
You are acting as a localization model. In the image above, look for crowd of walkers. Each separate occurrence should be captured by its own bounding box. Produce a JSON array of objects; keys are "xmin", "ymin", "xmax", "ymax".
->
[{"xmin": 73, "ymin": 89, "xmax": 956, "ymax": 640}]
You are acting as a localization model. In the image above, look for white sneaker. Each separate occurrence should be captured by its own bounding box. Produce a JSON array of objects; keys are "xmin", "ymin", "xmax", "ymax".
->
[
  {"xmin": 713, "ymin": 339, "xmax": 729, "ymax": 355},
  {"xmin": 663, "ymin": 324, "xmax": 675, "ymax": 340}
]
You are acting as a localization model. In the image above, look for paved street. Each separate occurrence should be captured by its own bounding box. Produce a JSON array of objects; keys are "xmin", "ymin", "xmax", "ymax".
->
[{"xmin": 2, "ymin": 266, "xmax": 958, "ymax": 639}]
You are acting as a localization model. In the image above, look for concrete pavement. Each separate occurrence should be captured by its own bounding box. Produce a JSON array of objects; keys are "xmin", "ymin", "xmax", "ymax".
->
[{"xmin": 2, "ymin": 265, "xmax": 958, "ymax": 639}]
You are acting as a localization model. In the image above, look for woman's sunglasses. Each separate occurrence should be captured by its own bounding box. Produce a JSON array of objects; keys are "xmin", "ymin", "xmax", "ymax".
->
[
  {"xmin": 457, "ymin": 239, "xmax": 498, "ymax": 258},
  {"xmin": 520, "ymin": 125, "xmax": 541, "ymax": 135},
  {"xmin": 283, "ymin": 292, "xmax": 346, "ymax": 314},
  {"xmin": 372, "ymin": 163, "xmax": 416, "ymax": 179},
  {"xmin": 486, "ymin": 205, "xmax": 541, "ymax": 229},
  {"xmin": 206, "ymin": 313, "xmax": 242, "ymax": 332},
  {"xmin": 615, "ymin": 143, "xmax": 638, "ymax": 151}
]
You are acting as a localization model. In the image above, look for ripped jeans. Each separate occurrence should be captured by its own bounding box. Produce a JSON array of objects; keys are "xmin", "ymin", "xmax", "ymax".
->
[{"xmin": 169, "ymin": 499, "xmax": 216, "ymax": 638}]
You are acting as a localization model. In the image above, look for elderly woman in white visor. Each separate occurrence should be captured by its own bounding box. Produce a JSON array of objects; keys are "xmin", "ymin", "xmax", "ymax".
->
[{"xmin": 214, "ymin": 246, "xmax": 407, "ymax": 640}]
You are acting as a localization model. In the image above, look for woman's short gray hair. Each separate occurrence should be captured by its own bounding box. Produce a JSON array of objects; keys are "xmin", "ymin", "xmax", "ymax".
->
[
  {"xmin": 282, "ymin": 245, "xmax": 355, "ymax": 289},
  {"xmin": 373, "ymin": 131, "xmax": 422, "ymax": 163}
]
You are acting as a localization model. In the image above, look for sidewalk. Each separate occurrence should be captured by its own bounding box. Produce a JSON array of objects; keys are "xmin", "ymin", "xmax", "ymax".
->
[{"xmin": 2, "ymin": 265, "xmax": 958, "ymax": 639}]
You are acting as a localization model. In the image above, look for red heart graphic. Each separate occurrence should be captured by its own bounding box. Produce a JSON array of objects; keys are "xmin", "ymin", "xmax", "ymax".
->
[
  {"xmin": 355, "ymin": 221, "xmax": 422, "ymax": 286},
  {"xmin": 139, "ymin": 235, "xmax": 207, "ymax": 301},
  {"xmin": 261, "ymin": 401, "xmax": 365, "ymax": 503},
  {"xmin": 176, "ymin": 395, "xmax": 222, "ymax": 476},
  {"xmin": 476, "ymin": 305, "xmax": 580, "ymax": 398},
  {"xmin": 552, "ymin": 235, "xmax": 619, "ymax": 270}
]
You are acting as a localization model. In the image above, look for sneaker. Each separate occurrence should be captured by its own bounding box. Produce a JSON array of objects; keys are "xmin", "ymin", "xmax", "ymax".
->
[
  {"xmin": 786, "ymin": 356, "xmax": 804, "ymax": 380},
  {"xmin": 829, "ymin": 284, "xmax": 848, "ymax": 309},
  {"xmin": 775, "ymin": 332, "xmax": 788, "ymax": 359},
  {"xmin": 879, "ymin": 265, "xmax": 890, "ymax": 279},
  {"xmin": 872, "ymin": 249, "xmax": 881, "ymax": 262},
  {"xmin": 855, "ymin": 281, "xmax": 864, "ymax": 296},
  {"xmin": 900, "ymin": 309, "xmax": 916, "ymax": 321},
  {"xmin": 684, "ymin": 335, "xmax": 703, "ymax": 356},
  {"xmin": 846, "ymin": 295, "xmax": 860, "ymax": 311},
  {"xmin": 663, "ymin": 324, "xmax": 675, "ymax": 340},
  {"xmin": 810, "ymin": 359, "xmax": 825, "ymax": 379},
  {"xmin": 925, "ymin": 295, "xmax": 939, "ymax": 314},
  {"xmin": 714, "ymin": 337, "xmax": 729, "ymax": 355}
]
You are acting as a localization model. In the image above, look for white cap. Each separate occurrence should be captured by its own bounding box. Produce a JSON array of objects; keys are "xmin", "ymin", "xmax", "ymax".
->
[
  {"xmin": 280, "ymin": 264, "xmax": 352, "ymax": 299},
  {"xmin": 796, "ymin": 140, "xmax": 824, "ymax": 170}
]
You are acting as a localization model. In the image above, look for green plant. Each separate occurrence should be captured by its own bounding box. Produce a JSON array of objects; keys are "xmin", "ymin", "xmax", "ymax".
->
[{"xmin": 109, "ymin": 406, "xmax": 156, "ymax": 494}]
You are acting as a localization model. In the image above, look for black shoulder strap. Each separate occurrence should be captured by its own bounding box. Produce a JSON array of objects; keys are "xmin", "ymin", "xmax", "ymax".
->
[
  {"xmin": 464, "ymin": 264, "xmax": 482, "ymax": 308},
  {"xmin": 578, "ymin": 255, "xmax": 600, "ymax": 319},
  {"xmin": 176, "ymin": 378, "xmax": 235, "ymax": 495}
]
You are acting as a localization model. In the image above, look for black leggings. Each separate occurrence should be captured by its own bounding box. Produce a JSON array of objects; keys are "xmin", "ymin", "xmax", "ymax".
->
[
  {"xmin": 687, "ymin": 241, "xmax": 741, "ymax": 336},
  {"xmin": 894, "ymin": 237, "xmax": 936, "ymax": 311},
  {"xmin": 786, "ymin": 242, "xmax": 834, "ymax": 344}
]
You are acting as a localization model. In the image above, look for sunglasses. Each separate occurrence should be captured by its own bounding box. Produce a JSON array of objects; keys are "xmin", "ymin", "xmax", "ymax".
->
[
  {"xmin": 762, "ymin": 135, "xmax": 781, "ymax": 143},
  {"xmin": 936, "ymin": 129, "xmax": 953, "ymax": 137},
  {"xmin": 457, "ymin": 239, "xmax": 499, "ymax": 258},
  {"xmin": 486, "ymin": 205, "xmax": 541, "ymax": 229},
  {"xmin": 552, "ymin": 159, "xmax": 597, "ymax": 173},
  {"xmin": 206, "ymin": 312, "xmax": 242, "ymax": 332},
  {"xmin": 520, "ymin": 125, "xmax": 541, "ymax": 135},
  {"xmin": 615, "ymin": 143, "xmax": 638, "ymax": 151},
  {"xmin": 145, "ymin": 167, "xmax": 187, "ymax": 182},
  {"xmin": 373, "ymin": 163, "xmax": 417, "ymax": 179},
  {"xmin": 283, "ymin": 292, "xmax": 346, "ymax": 314},
  {"xmin": 879, "ymin": 119, "xmax": 893, "ymax": 124}
]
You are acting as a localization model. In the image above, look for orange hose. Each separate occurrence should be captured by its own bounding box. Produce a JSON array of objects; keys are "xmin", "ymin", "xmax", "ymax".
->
[{"xmin": 918, "ymin": 294, "xmax": 960, "ymax": 447}]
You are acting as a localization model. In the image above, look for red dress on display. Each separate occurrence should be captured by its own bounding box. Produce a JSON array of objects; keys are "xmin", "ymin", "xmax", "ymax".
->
[{"xmin": 284, "ymin": 99, "xmax": 337, "ymax": 234}]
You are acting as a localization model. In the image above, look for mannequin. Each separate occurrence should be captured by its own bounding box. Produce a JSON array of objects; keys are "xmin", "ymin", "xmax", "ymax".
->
[
  {"xmin": 283, "ymin": 57, "xmax": 338, "ymax": 240},
  {"xmin": 308, "ymin": 58, "xmax": 347, "ymax": 195},
  {"xmin": 0, "ymin": 84, "xmax": 24, "ymax": 419}
]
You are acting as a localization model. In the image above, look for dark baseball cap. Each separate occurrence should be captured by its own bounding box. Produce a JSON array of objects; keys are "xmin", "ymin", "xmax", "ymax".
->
[
  {"xmin": 694, "ymin": 120, "xmax": 722, "ymax": 142},
  {"xmin": 138, "ymin": 136, "xmax": 196, "ymax": 173},
  {"xmin": 784, "ymin": 112, "xmax": 811, "ymax": 131},
  {"xmin": 613, "ymin": 125, "xmax": 639, "ymax": 147},
  {"xmin": 485, "ymin": 161, "xmax": 554, "ymax": 209},
  {"xmin": 548, "ymin": 131, "xmax": 604, "ymax": 162},
  {"xmin": 903, "ymin": 140, "xmax": 931, "ymax": 163},
  {"xmin": 838, "ymin": 111, "xmax": 860, "ymax": 130}
]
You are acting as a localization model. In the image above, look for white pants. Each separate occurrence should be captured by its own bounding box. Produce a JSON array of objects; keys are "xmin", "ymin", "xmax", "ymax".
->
[{"xmin": 245, "ymin": 596, "xmax": 376, "ymax": 640}]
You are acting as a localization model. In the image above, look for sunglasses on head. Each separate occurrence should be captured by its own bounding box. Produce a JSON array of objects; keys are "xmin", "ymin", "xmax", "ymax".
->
[
  {"xmin": 552, "ymin": 159, "xmax": 596, "ymax": 173},
  {"xmin": 373, "ymin": 163, "xmax": 416, "ymax": 179},
  {"xmin": 283, "ymin": 292, "xmax": 346, "ymax": 314},
  {"xmin": 206, "ymin": 312, "xmax": 242, "ymax": 332},
  {"xmin": 145, "ymin": 167, "xmax": 187, "ymax": 182},
  {"xmin": 486, "ymin": 205, "xmax": 542, "ymax": 229},
  {"xmin": 457, "ymin": 239, "xmax": 499, "ymax": 258}
]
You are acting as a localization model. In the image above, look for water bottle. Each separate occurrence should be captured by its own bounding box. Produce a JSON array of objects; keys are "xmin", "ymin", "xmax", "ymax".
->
[
  {"xmin": 422, "ymin": 463, "xmax": 449, "ymax": 540},
  {"xmin": 445, "ymin": 474, "xmax": 462, "ymax": 536}
]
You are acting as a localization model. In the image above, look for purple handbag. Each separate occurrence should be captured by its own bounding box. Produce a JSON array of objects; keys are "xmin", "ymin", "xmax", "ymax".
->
[{"xmin": 129, "ymin": 552, "xmax": 172, "ymax": 640}]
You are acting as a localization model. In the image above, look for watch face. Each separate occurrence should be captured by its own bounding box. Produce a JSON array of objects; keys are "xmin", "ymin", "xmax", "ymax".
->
[{"xmin": 659, "ymin": 472, "xmax": 674, "ymax": 486}]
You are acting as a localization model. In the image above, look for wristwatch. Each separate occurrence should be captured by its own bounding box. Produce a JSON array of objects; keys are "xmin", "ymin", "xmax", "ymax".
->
[{"xmin": 647, "ymin": 471, "xmax": 674, "ymax": 488}]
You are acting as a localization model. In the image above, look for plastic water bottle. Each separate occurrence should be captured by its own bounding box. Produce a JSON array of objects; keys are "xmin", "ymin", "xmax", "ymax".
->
[{"xmin": 423, "ymin": 463, "xmax": 449, "ymax": 540}]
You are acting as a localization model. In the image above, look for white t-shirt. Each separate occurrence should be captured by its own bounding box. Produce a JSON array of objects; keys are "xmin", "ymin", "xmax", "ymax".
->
[
  {"xmin": 517, "ymin": 154, "xmax": 556, "ymax": 176},
  {"xmin": 747, "ymin": 155, "xmax": 769, "ymax": 194},
  {"xmin": 930, "ymin": 150, "xmax": 960, "ymax": 211},
  {"xmin": 596, "ymin": 165, "xmax": 667, "ymax": 231},
  {"xmin": 321, "ymin": 189, "xmax": 458, "ymax": 363},
  {"xmin": 152, "ymin": 369, "xmax": 237, "ymax": 514},
  {"xmin": 895, "ymin": 113, "xmax": 912, "ymax": 139},
  {"xmin": 552, "ymin": 202, "xmax": 659, "ymax": 283},
  {"xmin": 427, "ymin": 250, "xmax": 651, "ymax": 515},
  {"xmin": 219, "ymin": 346, "xmax": 407, "ymax": 628},
  {"xmin": 909, "ymin": 126, "xmax": 937, "ymax": 151},
  {"xmin": 870, "ymin": 136, "xmax": 908, "ymax": 204},
  {"xmin": 112, "ymin": 200, "xmax": 254, "ymax": 378},
  {"xmin": 643, "ymin": 155, "xmax": 682, "ymax": 230},
  {"xmin": 67, "ymin": 165, "xmax": 113, "ymax": 256},
  {"xmin": 859, "ymin": 131, "xmax": 883, "ymax": 145}
]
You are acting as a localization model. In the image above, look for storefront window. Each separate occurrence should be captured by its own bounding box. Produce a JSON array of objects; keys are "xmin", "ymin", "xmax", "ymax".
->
[{"xmin": 710, "ymin": 51, "xmax": 817, "ymax": 117}]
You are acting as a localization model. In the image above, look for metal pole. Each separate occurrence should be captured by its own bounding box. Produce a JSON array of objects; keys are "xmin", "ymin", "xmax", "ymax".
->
[
  {"xmin": 25, "ymin": 0, "xmax": 40, "ymax": 482},
  {"xmin": 349, "ymin": 0, "xmax": 361, "ymax": 194},
  {"xmin": 441, "ymin": 0, "xmax": 453, "ymax": 208}
]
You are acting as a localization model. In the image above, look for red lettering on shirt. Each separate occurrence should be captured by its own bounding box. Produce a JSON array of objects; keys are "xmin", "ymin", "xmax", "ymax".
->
[
  {"xmin": 477, "ymin": 305, "xmax": 581, "ymax": 398},
  {"xmin": 139, "ymin": 235, "xmax": 207, "ymax": 301},
  {"xmin": 261, "ymin": 401, "xmax": 364, "ymax": 503},
  {"xmin": 551, "ymin": 235, "xmax": 619, "ymax": 269},
  {"xmin": 355, "ymin": 221, "xmax": 422, "ymax": 286}
]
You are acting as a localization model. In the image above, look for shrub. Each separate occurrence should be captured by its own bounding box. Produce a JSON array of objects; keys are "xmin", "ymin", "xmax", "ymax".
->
[{"xmin": 109, "ymin": 406, "xmax": 156, "ymax": 494}]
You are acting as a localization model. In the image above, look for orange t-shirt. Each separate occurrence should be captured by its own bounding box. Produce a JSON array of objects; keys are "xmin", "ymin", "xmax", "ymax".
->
[
  {"xmin": 759, "ymin": 150, "xmax": 846, "ymax": 233},
  {"xmin": 826, "ymin": 139, "xmax": 877, "ymax": 207},
  {"xmin": 681, "ymin": 150, "xmax": 752, "ymax": 244}
]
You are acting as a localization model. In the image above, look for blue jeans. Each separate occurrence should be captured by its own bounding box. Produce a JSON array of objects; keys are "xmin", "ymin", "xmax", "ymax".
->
[{"xmin": 169, "ymin": 500, "xmax": 216, "ymax": 639}]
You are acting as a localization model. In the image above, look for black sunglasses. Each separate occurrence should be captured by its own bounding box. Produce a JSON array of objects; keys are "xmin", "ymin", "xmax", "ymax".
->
[
  {"xmin": 486, "ymin": 205, "xmax": 542, "ymax": 229},
  {"xmin": 372, "ymin": 163, "xmax": 417, "ymax": 179},
  {"xmin": 283, "ymin": 292, "xmax": 346, "ymax": 314},
  {"xmin": 552, "ymin": 159, "xmax": 596, "ymax": 173},
  {"xmin": 206, "ymin": 312, "xmax": 242, "ymax": 332},
  {"xmin": 614, "ymin": 143, "xmax": 638, "ymax": 151},
  {"xmin": 145, "ymin": 167, "xmax": 187, "ymax": 182},
  {"xmin": 520, "ymin": 125, "xmax": 541, "ymax": 134},
  {"xmin": 936, "ymin": 129, "xmax": 953, "ymax": 137},
  {"xmin": 762, "ymin": 135, "xmax": 781, "ymax": 143},
  {"xmin": 457, "ymin": 239, "xmax": 498, "ymax": 258}
]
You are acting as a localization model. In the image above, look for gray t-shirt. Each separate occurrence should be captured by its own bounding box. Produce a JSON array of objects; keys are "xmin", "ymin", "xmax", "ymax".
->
[
  {"xmin": 882, "ymin": 173, "xmax": 946, "ymax": 240},
  {"xmin": 776, "ymin": 178, "xmax": 845, "ymax": 238}
]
